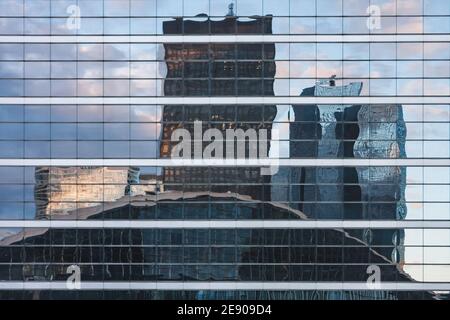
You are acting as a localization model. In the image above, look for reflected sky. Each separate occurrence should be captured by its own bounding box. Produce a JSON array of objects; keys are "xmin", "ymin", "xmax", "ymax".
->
[
  {"xmin": 0, "ymin": 0, "xmax": 447, "ymax": 17},
  {"xmin": 0, "ymin": 0, "xmax": 449, "ymax": 35}
]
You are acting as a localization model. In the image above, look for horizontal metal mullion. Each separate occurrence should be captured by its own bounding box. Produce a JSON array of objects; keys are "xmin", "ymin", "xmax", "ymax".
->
[
  {"xmin": 1, "ymin": 159, "xmax": 450, "ymax": 166},
  {"xmin": 1, "ymin": 96, "xmax": 450, "ymax": 104},
  {"xmin": 0, "ymin": 220, "xmax": 449, "ymax": 229},
  {"xmin": 0, "ymin": 281, "xmax": 449, "ymax": 291},
  {"xmin": 1, "ymin": 35, "xmax": 450, "ymax": 43}
]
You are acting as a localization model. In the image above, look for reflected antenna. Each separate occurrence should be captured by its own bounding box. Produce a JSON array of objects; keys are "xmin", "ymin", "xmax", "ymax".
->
[{"xmin": 227, "ymin": 3, "xmax": 235, "ymax": 16}]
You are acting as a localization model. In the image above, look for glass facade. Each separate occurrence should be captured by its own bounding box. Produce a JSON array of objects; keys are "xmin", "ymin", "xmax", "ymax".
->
[{"xmin": 0, "ymin": 0, "xmax": 449, "ymax": 300}]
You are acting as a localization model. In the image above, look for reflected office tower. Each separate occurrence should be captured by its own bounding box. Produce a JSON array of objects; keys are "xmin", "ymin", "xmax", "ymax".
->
[
  {"xmin": 160, "ymin": 12, "xmax": 277, "ymax": 196},
  {"xmin": 355, "ymin": 103, "xmax": 407, "ymax": 264},
  {"xmin": 290, "ymin": 80, "xmax": 364, "ymax": 219},
  {"xmin": 34, "ymin": 166, "xmax": 141, "ymax": 219},
  {"xmin": 286, "ymin": 79, "xmax": 407, "ymax": 265}
]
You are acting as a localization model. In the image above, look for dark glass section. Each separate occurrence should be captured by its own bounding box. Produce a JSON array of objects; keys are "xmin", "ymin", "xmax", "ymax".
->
[
  {"xmin": 0, "ymin": 289, "xmax": 442, "ymax": 300},
  {"xmin": 0, "ymin": 221, "xmax": 430, "ymax": 292}
]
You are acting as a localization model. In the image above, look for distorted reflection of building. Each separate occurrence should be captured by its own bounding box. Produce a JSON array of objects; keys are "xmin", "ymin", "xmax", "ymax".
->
[
  {"xmin": 26, "ymin": 20, "xmax": 412, "ymax": 300},
  {"xmin": 34, "ymin": 167, "xmax": 162, "ymax": 219},
  {"xmin": 272, "ymin": 78, "xmax": 407, "ymax": 266},
  {"xmin": 0, "ymin": 191, "xmax": 433, "ymax": 300},
  {"xmin": 160, "ymin": 11, "xmax": 277, "ymax": 197}
]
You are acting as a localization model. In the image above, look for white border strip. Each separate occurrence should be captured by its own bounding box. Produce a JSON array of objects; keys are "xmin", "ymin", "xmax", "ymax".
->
[
  {"xmin": 0, "ymin": 281, "xmax": 449, "ymax": 291},
  {"xmin": 0, "ymin": 220, "xmax": 449, "ymax": 229},
  {"xmin": 1, "ymin": 159, "xmax": 450, "ymax": 167},
  {"xmin": 0, "ymin": 35, "xmax": 449, "ymax": 43},
  {"xmin": 0, "ymin": 97, "xmax": 449, "ymax": 105}
]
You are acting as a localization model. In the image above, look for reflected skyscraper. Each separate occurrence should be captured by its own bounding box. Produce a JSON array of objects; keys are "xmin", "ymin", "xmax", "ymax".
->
[
  {"xmin": 160, "ymin": 13, "xmax": 277, "ymax": 197},
  {"xmin": 279, "ymin": 78, "xmax": 407, "ymax": 265},
  {"xmin": 0, "ymin": 191, "xmax": 432, "ymax": 300}
]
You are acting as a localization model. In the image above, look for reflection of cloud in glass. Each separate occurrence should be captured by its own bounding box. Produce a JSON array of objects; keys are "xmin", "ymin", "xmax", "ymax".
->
[
  {"xmin": 104, "ymin": 62, "xmax": 130, "ymax": 78},
  {"xmin": 52, "ymin": 79, "xmax": 77, "ymax": 96},
  {"xmin": 131, "ymin": 44, "xmax": 157, "ymax": 60},
  {"xmin": 0, "ymin": 18, "xmax": 22, "ymax": 34},
  {"xmin": 0, "ymin": 61, "xmax": 22, "ymax": 77},
  {"xmin": 131, "ymin": 105, "xmax": 162, "ymax": 122},
  {"xmin": 288, "ymin": 18, "xmax": 315, "ymax": 34},
  {"xmin": 25, "ymin": 18, "xmax": 50, "ymax": 35},
  {"xmin": 131, "ymin": 79, "xmax": 157, "ymax": 96},
  {"xmin": 397, "ymin": 0, "xmax": 423, "ymax": 15},
  {"xmin": 372, "ymin": 0, "xmax": 423, "ymax": 15},
  {"xmin": 397, "ymin": 16, "xmax": 423, "ymax": 33},
  {"xmin": 398, "ymin": 43, "xmax": 423, "ymax": 59},
  {"xmin": 317, "ymin": 17, "xmax": 342, "ymax": 34},
  {"xmin": 316, "ymin": 62, "xmax": 341, "ymax": 78},
  {"xmin": 104, "ymin": 44, "xmax": 129, "ymax": 60},
  {"xmin": 105, "ymin": 0, "xmax": 130, "ymax": 16},
  {"xmin": 78, "ymin": 44, "xmax": 103, "ymax": 60},
  {"xmin": 78, "ymin": 0, "xmax": 104, "ymax": 16},
  {"xmin": 0, "ymin": 0, "xmax": 23, "ymax": 16},
  {"xmin": 397, "ymin": 79, "xmax": 423, "ymax": 95},
  {"xmin": 424, "ymin": 105, "xmax": 450, "ymax": 121},
  {"xmin": 424, "ymin": 79, "xmax": 450, "ymax": 96},
  {"xmin": 78, "ymin": 80, "xmax": 103, "ymax": 96},
  {"xmin": 316, "ymin": 0, "xmax": 342, "ymax": 16},
  {"xmin": 78, "ymin": 62, "xmax": 103, "ymax": 78}
]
